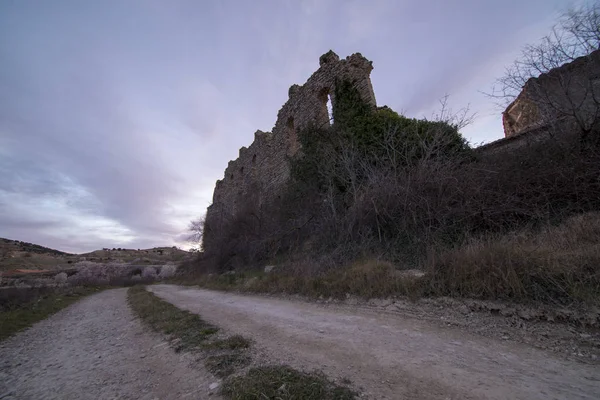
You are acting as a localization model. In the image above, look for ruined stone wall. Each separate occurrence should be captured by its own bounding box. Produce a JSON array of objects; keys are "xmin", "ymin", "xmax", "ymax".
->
[
  {"xmin": 204, "ymin": 51, "xmax": 376, "ymax": 245},
  {"xmin": 477, "ymin": 117, "xmax": 580, "ymax": 156},
  {"xmin": 503, "ymin": 49, "xmax": 600, "ymax": 137}
]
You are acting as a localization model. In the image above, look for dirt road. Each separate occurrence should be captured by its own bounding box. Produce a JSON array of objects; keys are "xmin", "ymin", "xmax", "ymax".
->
[
  {"xmin": 0, "ymin": 289, "xmax": 220, "ymax": 400},
  {"xmin": 150, "ymin": 284, "xmax": 600, "ymax": 400}
]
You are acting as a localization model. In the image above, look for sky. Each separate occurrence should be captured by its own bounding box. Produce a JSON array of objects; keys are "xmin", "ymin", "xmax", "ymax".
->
[{"xmin": 0, "ymin": 0, "xmax": 588, "ymax": 253}]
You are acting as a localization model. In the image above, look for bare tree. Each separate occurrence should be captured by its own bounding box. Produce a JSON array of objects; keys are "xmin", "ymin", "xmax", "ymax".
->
[
  {"xmin": 187, "ymin": 217, "xmax": 205, "ymax": 251},
  {"xmin": 490, "ymin": 2, "xmax": 600, "ymax": 105},
  {"xmin": 487, "ymin": 2, "xmax": 600, "ymax": 149}
]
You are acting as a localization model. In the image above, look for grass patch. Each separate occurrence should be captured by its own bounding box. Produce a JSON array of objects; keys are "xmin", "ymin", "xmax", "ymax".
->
[
  {"xmin": 0, "ymin": 286, "xmax": 104, "ymax": 342},
  {"xmin": 127, "ymin": 285, "xmax": 219, "ymax": 351},
  {"xmin": 222, "ymin": 365, "xmax": 357, "ymax": 400},
  {"xmin": 127, "ymin": 286, "xmax": 252, "ymax": 376},
  {"xmin": 128, "ymin": 286, "xmax": 358, "ymax": 398},
  {"xmin": 203, "ymin": 334, "xmax": 251, "ymax": 350},
  {"xmin": 206, "ymin": 353, "xmax": 251, "ymax": 378}
]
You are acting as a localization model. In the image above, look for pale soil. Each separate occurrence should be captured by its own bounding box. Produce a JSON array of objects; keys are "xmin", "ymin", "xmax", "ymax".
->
[
  {"xmin": 0, "ymin": 288, "xmax": 221, "ymax": 400},
  {"xmin": 149, "ymin": 284, "xmax": 600, "ymax": 400},
  {"xmin": 345, "ymin": 296, "xmax": 600, "ymax": 362}
]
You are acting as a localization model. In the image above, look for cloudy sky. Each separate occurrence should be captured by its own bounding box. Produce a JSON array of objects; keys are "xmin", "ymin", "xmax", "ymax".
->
[{"xmin": 0, "ymin": 0, "xmax": 587, "ymax": 253}]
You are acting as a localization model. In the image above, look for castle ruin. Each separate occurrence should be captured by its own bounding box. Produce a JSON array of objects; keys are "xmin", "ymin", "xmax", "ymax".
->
[
  {"xmin": 502, "ymin": 49, "xmax": 600, "ymax": 138},
  {"xmin": 478, "ymin": 49, "xmax": 600, "ymax": 155},
  {"xmin": 204, "ymin": 51, "xmax": 376, "ymax": 246},
  {"xmin": 204, "ymin": 49, "xmax": 600, "ymax": 248}
]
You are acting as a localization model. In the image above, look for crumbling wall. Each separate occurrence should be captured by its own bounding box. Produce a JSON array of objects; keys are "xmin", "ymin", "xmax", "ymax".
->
[
  {"xmin": 204, "ymin": 51, "xmax": 376, "ymax": 248},
  {"xmin": 503, "ymin": 49, "xmax": 600, "ymax": 137},
  {"xmin": 477, "ymin": 118, "xmax": 580, "ymax": 156}
]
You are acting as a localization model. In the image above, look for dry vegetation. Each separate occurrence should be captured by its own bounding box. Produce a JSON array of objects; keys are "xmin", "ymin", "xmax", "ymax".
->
[
  {"xmin": 182, "ymin": 83, "xmax": 600, "ymax": 309},
  {"xmin": 425, "ymin": 212, "xmax": 600, "ymax": 305},
  {"xmin": 182, "ymin": 210, "xmax": 600, "ymax": 309}
]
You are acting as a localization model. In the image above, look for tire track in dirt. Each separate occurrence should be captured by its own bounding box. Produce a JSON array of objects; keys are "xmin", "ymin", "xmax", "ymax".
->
[
  {"xmin": 0, "ymin": 288, "xmax": 220, "ymax": 400},
  {"xmin": 149, "ymin": 284, "xmax": 600, "ymax": 400}
]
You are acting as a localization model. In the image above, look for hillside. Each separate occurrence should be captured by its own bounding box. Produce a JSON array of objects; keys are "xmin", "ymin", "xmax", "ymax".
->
[
  {"xmin": 0, "ymin": 238, "xmax": 189, "ymax": 272},
  {"xmin": 80, "ymin": 247, "xmax": 189, "ymax": 264},
  {"xmin": 0, "ymin": 238, "xmax": 72, "ymax": 257}
]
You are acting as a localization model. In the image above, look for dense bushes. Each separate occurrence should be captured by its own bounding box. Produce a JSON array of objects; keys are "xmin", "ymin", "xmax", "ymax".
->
[
  {"xmin": 196, "ymin": 84, "xmax": 476, "ymax": 272},
  {"xmin": 292, "ymin": 82, "xmax": 471, "ymax": 195},
  {"xmin": 194, "ymin": 80, "xmax": 600, "ymax": 294},
  {"xmin": 187, "ymin": 212, "xmax": 600, "ymax": 308}
]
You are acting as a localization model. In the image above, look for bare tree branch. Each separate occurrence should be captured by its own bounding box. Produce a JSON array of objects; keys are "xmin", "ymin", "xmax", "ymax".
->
[{"xmin": 486, "ymin": 2, "xmax": 600, "ymax": 107}]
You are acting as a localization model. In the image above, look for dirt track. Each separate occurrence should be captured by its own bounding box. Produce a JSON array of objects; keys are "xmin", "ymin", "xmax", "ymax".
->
[
  {"xmin": 1, "ymin": 285, "xmax": 599, "ymax": 400},
  {"xmin": 149, "ymin": 284, "xmax": 600, "ymax": 400},
  {"xmin": 0, "ymin": 288, "xmax": 220, "ymax": 400}
]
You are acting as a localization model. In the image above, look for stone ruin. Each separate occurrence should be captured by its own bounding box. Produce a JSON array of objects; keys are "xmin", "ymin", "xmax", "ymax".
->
[
  {"xmin": 204, "ymin": 48, "xmax": 600, "ymax": 244},
  {"xmin": 479, "ymin": 49, "xmax": 600, "ymax": 155},
  {"xmin": 204, "ymin": 51, "xmax": 376, "ymax": 243},
  {"xmin": 502, "ymin": 49, "xmax": 600, "ymax": 138}
]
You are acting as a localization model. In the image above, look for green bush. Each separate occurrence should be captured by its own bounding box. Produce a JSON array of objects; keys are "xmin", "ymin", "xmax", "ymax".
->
[{"xmin": 291, "ymin": 79, "xmax": 471, "ymax": 200}]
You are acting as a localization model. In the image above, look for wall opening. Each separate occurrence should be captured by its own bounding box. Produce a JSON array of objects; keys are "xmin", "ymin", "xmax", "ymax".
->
[
  {"xmin": 240, "ymin": 167, "xmax": 244, "ymax": 174},
  {"xmin": 318, "ymin": 87, "xmax": 333, "ymax": 127},
  {"xmin": 327, "ymin": 94, "xmax": 333, "ymax": 124},
  {"xmin": 252, "ymin": 154, "xmax": 257, "ymax": 163}
]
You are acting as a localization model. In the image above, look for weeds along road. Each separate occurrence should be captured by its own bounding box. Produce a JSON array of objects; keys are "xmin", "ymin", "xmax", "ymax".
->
[
  {"xmin": 149, "ymin": 284, "xmax": 600, "ymax": 400},
  {"xmin": 0, "ymin": 289, "xmax": 221, "ymax": 400}
]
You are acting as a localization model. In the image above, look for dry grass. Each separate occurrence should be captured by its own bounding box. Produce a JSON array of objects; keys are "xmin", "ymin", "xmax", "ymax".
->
[
  {"xmin": 206, "ymin": 353, "xmax": 251, "ymax": 378},
  {"xmin": 244, "ymin": 260, "xmax": 423, "ymax": 299},
  {"xmin": 180, "ymin": 260, "xmax": 423, "ymax": 301},
  {"xmin": 425, "ymin": 212, "xmax": 600, "ymax": 306},
  {"xmin": 203, "ymin": 334, "xmax": 251, "ymax": 350}
]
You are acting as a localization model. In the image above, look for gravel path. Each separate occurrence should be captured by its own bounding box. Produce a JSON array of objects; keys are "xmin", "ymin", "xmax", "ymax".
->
[
  {"xmin": 0, "ymin": 288, "xmax": 220, "ymax": 400},
  {"xmin": 149, "ymin": 284, "xmax": 600, "ymax": 400}
]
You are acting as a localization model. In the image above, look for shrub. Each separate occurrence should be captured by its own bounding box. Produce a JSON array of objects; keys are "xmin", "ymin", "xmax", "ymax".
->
[
  {"xmin": 54, "ymin": 272, "xmax": 68, "ymax": 285},
  {"xmin": 141, "ymin": 266, "xmax": 157, "ymax": 279},
  {"xmin": 0, "ymin": 286, "xmax": 55, "ymax": 311},
  {"xmin": 158, "ymin": 264, "xmax": 177, "ymax": 279}
]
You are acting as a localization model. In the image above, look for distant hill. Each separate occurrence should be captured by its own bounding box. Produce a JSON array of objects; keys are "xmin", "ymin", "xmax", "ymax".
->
[
  {"xmin": 0, "ymin": 238, "xmax": 72, "ymax": 256},
  {"xmin": 0, "ymin": 238, "xmax": 189, "ymax": 272},
  {"xmin": 80, "ymin": 247, "xmax": 189, "ymax": 264}
]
